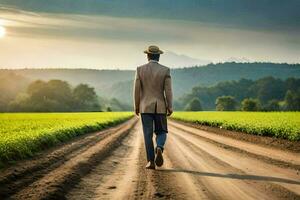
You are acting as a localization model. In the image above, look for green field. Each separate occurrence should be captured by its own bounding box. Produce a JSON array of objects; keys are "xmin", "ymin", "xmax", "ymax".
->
[
  {"xmin": 172, "ymin": 112, "xmax": 300, "ymax": 141},
  {"xmin": 0, "ymin": 112, "xmax": 133, "ymax": 166}
]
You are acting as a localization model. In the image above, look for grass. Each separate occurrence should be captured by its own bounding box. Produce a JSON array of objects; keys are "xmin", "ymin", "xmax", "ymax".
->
[
  {"xmin": 0, "ymin": 112, "xmax": 133, "ymax": 166},
  {"xmin": 171, "ymin": 112, "xmax": 300, "ymax": 141}
]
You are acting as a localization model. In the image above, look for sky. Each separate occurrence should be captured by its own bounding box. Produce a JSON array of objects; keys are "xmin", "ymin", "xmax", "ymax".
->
[{"xmin": 0, "ymin": 0, "xmax": 299, "ymax": 69}]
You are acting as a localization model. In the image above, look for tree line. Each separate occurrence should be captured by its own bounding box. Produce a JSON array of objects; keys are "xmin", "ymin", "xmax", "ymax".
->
[
  {"xmin": 1, "ymin": 72, "xmax": 300, "ymax": 112},
  {"xmin": 8, "ymin": 79, "xmax": 100, "ymax": 112},
  {"xmin": 2, "ymin": 79, "xmax": 129, "ymax": 112},
  {"xmin": 3, "ymin": 62, "xmax": 300, "ymax": 106},
  {"xmin": 179, "ymin": 76, "xmax": 300, "ymax": 111}
]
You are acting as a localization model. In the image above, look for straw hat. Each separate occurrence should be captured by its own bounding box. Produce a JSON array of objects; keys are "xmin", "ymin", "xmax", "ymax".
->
[{"xmin": 144, "ymin": 45, "xmax": 164, "ymax": 54}]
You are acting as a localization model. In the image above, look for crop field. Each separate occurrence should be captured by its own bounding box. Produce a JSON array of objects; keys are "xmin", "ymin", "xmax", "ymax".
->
[
  {"xmin": 171, "ymin": 112, "xmax": 300, "ymax": 141},
  {"xmin": 0, "ymin": 112, "xmax": 133, "ymax": 165}
]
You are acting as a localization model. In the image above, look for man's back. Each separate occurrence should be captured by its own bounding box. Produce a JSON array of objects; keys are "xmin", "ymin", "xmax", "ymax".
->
[
  {"xmin": 134, "ymin": 60, "xmax": 172, "ymax": 114},
  {"xmin": 134, "ymin": 45, "xmax": 172, "ymax": 169}
]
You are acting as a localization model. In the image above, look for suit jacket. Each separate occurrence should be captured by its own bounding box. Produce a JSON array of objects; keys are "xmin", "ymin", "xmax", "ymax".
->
[{"xmin": 133, "ymin": 60, "xmax": 173, "ymax": 114}]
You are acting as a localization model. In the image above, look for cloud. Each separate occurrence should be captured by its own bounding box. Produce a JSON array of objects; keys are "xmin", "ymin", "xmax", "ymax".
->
[
  {"xmin": 1, "ymin": 0, "xmax": 300, "ymax": 31},
  {"xmin": 2, "ymin": 10, "xmax": 193, "ymax": 43},
  {"xmin": 0, "ymin": 1, "xmax": 299, "ymax": 68}
]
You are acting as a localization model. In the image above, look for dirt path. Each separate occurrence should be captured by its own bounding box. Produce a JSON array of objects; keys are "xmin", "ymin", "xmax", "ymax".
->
[{"xmin": 1, "ymin": 118, "xmax": 299, "ymax": 200}]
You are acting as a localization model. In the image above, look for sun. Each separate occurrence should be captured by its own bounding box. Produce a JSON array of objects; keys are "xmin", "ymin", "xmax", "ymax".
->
[{"xmin": 0, "ymin": 26, "xmax": 6, "ymax": 38}]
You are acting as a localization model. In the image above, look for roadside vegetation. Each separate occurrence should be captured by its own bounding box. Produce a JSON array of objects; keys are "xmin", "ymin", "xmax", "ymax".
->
[
  {"xmin": 0, "ymin": 112, "xmax": 133, "ymax": 166},
  {"xmin": 172, "ymin": 112, "xmax": 300, "ymax": 141}
]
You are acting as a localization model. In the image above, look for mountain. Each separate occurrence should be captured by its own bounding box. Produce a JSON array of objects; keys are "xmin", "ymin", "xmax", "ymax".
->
[
  {"xmin": 134, "ymin": 51, "xmax": 210, "ymax": 68},
  {"xmin": 172, "ymin": 62, "xmax": 300, "ymax": 100},
  {"xmin": 225, "ymin": 57, "xmax": 251, "ymax": 63},
  {"xmin": 1, "ymin": 62, "xmax": 300, "ymax": 107},
  {"xmin": 160, "ymin": 51, "xmax": 211, "ymax": 68}
]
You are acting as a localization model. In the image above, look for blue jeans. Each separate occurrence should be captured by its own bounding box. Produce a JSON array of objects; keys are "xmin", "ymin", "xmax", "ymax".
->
[{"xmin": 141, "ymin": 114, "xmax": 167, "ymax": 162}]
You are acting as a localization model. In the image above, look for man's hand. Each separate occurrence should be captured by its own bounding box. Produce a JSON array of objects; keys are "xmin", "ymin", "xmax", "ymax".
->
[
  {"xmin": 135, "ymin": 109, "xmax": 140, "ymax": 116},
  {"xmin": 167, "ymin": 108, "xmax": 173, "ymax": 116}
]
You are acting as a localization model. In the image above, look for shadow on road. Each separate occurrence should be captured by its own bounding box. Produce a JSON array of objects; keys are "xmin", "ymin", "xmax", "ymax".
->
[{"xmin": 157, "ymin": 168, "xmax": 300, "ymax": 185}]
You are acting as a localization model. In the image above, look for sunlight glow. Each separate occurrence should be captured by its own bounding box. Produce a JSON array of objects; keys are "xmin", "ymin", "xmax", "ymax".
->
[{"xmin": 0, "ymin": 26, "xmax": 6, "ymax": 38}]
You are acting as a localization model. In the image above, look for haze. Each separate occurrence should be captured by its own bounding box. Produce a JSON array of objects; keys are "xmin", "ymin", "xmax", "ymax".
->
[{"xmin": 0, "ymin": 0, "xmax": 299, "ymax": 69}]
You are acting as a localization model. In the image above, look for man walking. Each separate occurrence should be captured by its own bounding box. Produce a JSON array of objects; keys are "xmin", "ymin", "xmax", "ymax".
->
[{"xmin": 133, "ymin": 45, "xmax": 173, "ymax": 170}]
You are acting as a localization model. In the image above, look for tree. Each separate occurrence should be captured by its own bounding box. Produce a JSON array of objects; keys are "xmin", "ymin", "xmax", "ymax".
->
[
  {"xmin": 73, "ymin": 84, "xmax": 101, "ymax": 111},
  {"xmin": 8, "ymin": 93, "xmax": 30, "ymax": 112},
  {"xmin": 264, "ymin": 100, "xmax": 281, "ymax": 111},
  {"xmin": 185, "ymin": 98, "xmax": 202, "ymax": 111},
  {"xmin": 285, "ymin": 78, "xmax": 300, "ymax": 92},
  {"xmin": 47, "ymin": 80, "xmax": 73, "ymax": 105},
  {"xmin": 0, "ymin": 72, "xmax": 29, "ymax": 112},
  {"xmin": 26, "ymin": 79, "xmax": 73, "ymax": 111},
  {"xmin": 241, "ymin": 98, "xmax": 260, "ymax": 111},
  {"xmin": 108, "ymin": 98, "xmax": 131, "ymax": 111},
  {"xmin": 249, "ymin": 76, "xmax": 285, "ymax": 104},
  {"xmin": 9, "ymin": 80, "xmax": 101, "ymax": 112},
  {"xmin": 215, "ymin": 96, "xmax": 237, "ymax": 111},
  {"xmin": 27, "ymin": 80, "xmax": 48, "ymax": 102},
  {"xmin": 284, "ymin": 90, "xmax": 300, "ymax": 111}
]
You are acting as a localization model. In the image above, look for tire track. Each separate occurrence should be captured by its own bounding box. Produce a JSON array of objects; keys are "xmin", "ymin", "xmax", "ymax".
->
[
  {"xmin": 65, "ymin": 121, "xmax": 198, "ymax": 200},
  {"xmin": 166, "ymin": 134, "xmax": 273, "ymax": 199},
  {"xmin": 66, "ymin": 122, "xmax": 143, "ymax": 199}
]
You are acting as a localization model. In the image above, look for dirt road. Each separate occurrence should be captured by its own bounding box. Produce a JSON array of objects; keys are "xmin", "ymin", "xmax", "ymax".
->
[{"xmin": 1, "ymin": 117, "xmax": 299, "ymax": 200}]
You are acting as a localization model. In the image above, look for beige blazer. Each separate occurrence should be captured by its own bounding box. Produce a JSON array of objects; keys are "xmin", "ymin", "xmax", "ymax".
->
[{"xmin": 133, "ymin": 60, "xmax": 173, "ymax": 114}]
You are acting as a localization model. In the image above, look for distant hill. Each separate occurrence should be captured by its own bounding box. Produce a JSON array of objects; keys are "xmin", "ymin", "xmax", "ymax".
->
[
  {"xmin": 2, "ymin": 62, "xmax": 300, "ymax": 106},
  {"xmin": 159, "ymin": 51, "xmax": 211, "ymax": 68},
  {"xmin": 172, "ymin": 62, "xmax": 300, "ymax": 99}
]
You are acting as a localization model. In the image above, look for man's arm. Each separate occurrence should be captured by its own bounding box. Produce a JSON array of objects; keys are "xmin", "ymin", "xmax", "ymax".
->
[
  {"xmin": 133, "ymin": 68, "xmax": 141, "ymax": 115},
  {"xmin": 164, "ymin": 68, "xmax": 173, "ymax": 116}
]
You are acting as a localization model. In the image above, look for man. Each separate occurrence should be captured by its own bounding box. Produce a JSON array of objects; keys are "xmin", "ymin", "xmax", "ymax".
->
[{"xmin": 133, "ymin": 45, "xmax": 173, "ymax": 170}]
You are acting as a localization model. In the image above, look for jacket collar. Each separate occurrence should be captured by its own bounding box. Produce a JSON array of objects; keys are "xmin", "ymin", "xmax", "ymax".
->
[{"xmin": 149, "ymin": 60, "xmax": 158, "ymax": 63}]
